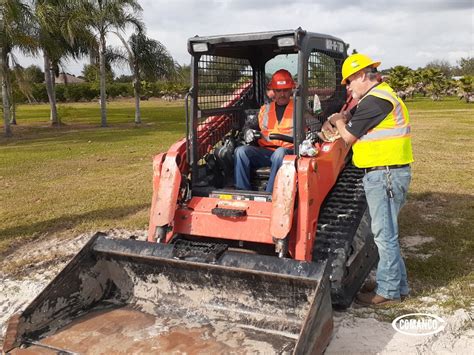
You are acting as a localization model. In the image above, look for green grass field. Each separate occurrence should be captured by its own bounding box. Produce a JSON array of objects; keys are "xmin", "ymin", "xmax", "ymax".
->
[
  {"xmin": 1, "ymin": 96, "xmax": 473, "ymax": 308},
  {"xmin": 0, "ymin": 99, "xmax": 186, "ymax": 251}
]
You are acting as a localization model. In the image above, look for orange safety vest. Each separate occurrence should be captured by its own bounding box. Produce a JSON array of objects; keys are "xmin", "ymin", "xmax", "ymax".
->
[{"xmin": 257, "ymin": 99, "xmax": 294, "ymax": 150}]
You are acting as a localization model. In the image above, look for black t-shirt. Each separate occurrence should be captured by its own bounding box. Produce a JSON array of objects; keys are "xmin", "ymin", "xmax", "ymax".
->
[
  {"xmin": 346, "ymin": 95, "xmax": 393, "ymax": 138},
  {"xmin": 275, "ymin": 103, "xmax": 287, "ymax": 124}
]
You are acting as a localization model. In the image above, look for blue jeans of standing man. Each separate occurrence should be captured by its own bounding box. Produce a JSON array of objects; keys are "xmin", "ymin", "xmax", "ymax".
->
[
  {"xmin": 234, "ymin": 145, "xmax": 293, "ymax": 192},
  {"xmin": 363, "ymin": 166, "xmax": 411, "ymax": 299}
]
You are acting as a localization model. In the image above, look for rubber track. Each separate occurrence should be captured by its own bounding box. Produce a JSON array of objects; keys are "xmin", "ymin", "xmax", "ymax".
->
[{"xmin": 313, "ymin": 164, "xmax": 374, "ymax": 307}]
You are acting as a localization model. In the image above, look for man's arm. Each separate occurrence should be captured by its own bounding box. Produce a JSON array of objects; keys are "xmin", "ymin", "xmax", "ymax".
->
[
  {"xmin": 328, "ymin": 112, "xmax": 357, "ymax": 145},
  {"xmin": 324, "ymin": 96, "xmax": 393, "ymax": 145}
]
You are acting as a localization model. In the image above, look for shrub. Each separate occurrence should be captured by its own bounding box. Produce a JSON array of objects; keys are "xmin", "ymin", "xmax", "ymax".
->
[
  {"xmin": 12, "ymin": 80, "xmax": 190, "ymax": 104},
  {"xmin": 54, "ymin": 84, "xmax": 66, "ymax": 102},
  {"xmin": 107, "ymin": 83, "xmax": 133, "ymax": 98},
  {"xmin": 31, "ymin": 84, "xmax": 48, "ymax": 102},
  {"xmin": 64, "ymin": 83, "xmax": 99, "ymax": 102}
]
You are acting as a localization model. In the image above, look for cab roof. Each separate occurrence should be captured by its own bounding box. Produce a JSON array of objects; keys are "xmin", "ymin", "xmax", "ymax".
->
[{"xmin": 187, "ymin": 28, "xmax": 345, "ymax": 59}]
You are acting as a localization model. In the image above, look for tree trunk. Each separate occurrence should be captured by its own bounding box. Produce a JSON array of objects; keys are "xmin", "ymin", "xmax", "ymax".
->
[
  {"xmin": 44, "ymin": 53, "xmax": 59, "ymax": 125},
  {"xmin": 1, "ymin": 45, "xmax": 12, "ymax": 137},
  {"xmin": 133, "ymin": 62, "xmax": 141, "ymax": 124},
  {"xmin": 99, "ymin": 33, "xmax": 107, "ymax": 127},
  {"xmin": 7, "ymin": 70, "xmax": 16, "ymax": 125},
  {"xmin": 10, "ymin": 103, "xmax": 16, "ymax": 125},
  {"xmin": 89, "ymin": 44, "xmax": 98, "ymax": 65}
]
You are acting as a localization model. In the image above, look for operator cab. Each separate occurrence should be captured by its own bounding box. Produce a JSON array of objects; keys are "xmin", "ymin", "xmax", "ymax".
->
[{"xmin": 186, "ymin": 29, "xmax": 347, "ymax": 197}]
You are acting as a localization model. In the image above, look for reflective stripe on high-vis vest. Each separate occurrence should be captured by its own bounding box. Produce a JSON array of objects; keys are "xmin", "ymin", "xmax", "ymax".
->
[
  {"xmin": 352, "ymin": 82, "xmax": 414, "ymax": 168},
  {"xmin": 258, "ymin": 99, "xmax": 294, "ymax": 150}
]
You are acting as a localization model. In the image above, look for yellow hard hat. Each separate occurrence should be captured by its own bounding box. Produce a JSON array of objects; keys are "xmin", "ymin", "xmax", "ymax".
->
[{"xmin": 341, "ymin": 53, "xmax": 381, "ymax": 84}]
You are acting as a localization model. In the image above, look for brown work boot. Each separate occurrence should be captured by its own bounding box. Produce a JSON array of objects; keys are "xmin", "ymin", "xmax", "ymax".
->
[
  {"xmin": 359, "ymin": 279, "xmax": 377, "ymax": 293},
  {"xmin": 359, "ymin": 279, "xmax": 409, "ymax": 300},
  {"xmin": 355, "ymin": 292, "xmax": 400, "ymax": 307}
]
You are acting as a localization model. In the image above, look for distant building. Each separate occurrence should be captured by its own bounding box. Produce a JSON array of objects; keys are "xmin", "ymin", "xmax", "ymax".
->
[
  {"xmin": 55, "ymin": 73, "xmax": 85, "ymax": 84},
  {"xmin": 451, "ymin": 76, "xmax": 464, "ymax": 81}
]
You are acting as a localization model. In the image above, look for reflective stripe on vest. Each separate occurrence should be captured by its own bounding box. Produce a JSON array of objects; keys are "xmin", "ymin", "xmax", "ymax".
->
[
  {"xmin": 352, "ymin": 82, "xmax": 414, "ymax": 168},
  {"xmin": 358, "ymin": 125, "xmax": 411, "ymax": 142},
  {"xmin": 258, "ymin": 99, "xmax": 294, "ymax": 149},
  {"xmin": 261, "ymin": 104, "xmax": 271, "ymax": 131}
]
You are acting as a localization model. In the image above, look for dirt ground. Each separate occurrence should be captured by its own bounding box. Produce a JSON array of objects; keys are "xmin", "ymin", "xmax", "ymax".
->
[{"xmin": 1, "ymin": 230, "xmax": 472, "ymax": 354}]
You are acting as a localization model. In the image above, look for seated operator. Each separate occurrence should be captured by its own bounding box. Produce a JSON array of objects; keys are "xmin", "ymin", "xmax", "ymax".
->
[{"xmin": 234, "ymin": 69, "xmax": 295, "ymax": 193}]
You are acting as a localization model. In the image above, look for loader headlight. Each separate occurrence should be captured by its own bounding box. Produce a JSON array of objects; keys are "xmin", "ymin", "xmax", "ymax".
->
[
  {"xmin": 192, "ymin": 42, "xmax": 209, "ymax": 53},
  {"xmin": 277, "ymin": 36, "xmax": 296, "ymax": 47}
]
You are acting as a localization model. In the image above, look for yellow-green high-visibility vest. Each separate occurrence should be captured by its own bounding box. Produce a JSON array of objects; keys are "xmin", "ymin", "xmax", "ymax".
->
[{"xmin": 352, "ymin": 82, "xmax": 414, "ymax": 168}]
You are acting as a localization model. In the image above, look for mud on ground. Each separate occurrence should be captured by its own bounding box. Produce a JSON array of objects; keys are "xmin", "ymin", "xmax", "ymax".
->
[{"xmin": 1, "ymin": 230, "xmax": 473, "ymax": 354}]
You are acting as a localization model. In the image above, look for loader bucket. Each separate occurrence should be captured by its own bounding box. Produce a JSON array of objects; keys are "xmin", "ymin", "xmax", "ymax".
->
[{"xmin": 3, "ymin": 233, "xmax": 333, "ymax": 354}]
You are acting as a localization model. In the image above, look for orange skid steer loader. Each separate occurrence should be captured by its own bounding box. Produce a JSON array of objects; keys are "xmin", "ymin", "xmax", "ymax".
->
[{"xmin": 3, "ymin": 29, "xmax": 377, "ymax": 354}]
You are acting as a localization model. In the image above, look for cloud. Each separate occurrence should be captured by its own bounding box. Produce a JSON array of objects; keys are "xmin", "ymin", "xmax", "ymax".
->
[{"xmin": 14, "ymin": 0, "xmax": 473, "ymax": 75}]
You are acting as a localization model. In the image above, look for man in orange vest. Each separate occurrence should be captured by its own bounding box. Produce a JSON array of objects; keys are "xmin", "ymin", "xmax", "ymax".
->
[
  {"xmin": 234, "ymin": 69, "xmax": 295, "ymax": 193},
  {"xmin": 323, "ymin": 54, "xmax": 413, "ymax": 307}
]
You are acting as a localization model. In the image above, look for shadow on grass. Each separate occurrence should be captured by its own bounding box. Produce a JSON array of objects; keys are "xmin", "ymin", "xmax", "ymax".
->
[
  {"xmin": 400, "ymin": 191, "xmax": 474, "ymax": 297},
  {"xmin": 0, "ymin": 203, "xmax": 149, "ymax": 256}
]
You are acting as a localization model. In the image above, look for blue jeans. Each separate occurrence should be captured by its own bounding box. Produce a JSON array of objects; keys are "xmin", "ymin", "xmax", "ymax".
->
[
  {"xmin": 363, "ymin": 166, "xmax": 411, "ymax": 299},
  {"xmin": 234, "ymin": 145, "xmax": 293, "ymax": 192}
]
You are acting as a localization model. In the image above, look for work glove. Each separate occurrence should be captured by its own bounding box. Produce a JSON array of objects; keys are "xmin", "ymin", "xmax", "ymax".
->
[
  {"xmin": 244, "ymin": 129, "xmax": 261, "ymax": 144},
  {"xmin": 299, "ymin": 139, "xmax": 318, "ymax": 157},
  {"xmin": 319, "ymin": 129, "xmax": 341, "ymax": 142},
  {"xmin": 319, "ymin": 117, "xmax": 341, "ymax": 142},
  {"xmin": 305, "ymin": 131, "xmax": 318, "ymax": 143}
]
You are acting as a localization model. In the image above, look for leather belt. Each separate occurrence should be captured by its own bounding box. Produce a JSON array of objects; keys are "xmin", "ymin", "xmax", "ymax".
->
[{"xmin": 364, "ymin": 164, "xmax": 410, "ymax": 174}]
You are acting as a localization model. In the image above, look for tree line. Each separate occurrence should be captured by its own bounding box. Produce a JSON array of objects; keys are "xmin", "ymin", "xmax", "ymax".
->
[
  {"xmin": 1, "ymin": 0, "xmax": 188, "ymax": 137},
  {"xmin": 2, "ymin": 1, "xmax": 473, "ymax": 137},
  {"xmin": 383, "ymin": 58, "xmax": 473, "ymax": 102}
]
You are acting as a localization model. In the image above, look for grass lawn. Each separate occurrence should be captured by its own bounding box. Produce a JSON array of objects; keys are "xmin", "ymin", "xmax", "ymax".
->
[
  {"xmin": 397, "ymin": 96, "xmax": 474, "ymax": 310},
  {"xmin": 1, "ymin": 96, "xmax": 473, "ymax": 309},
  {"xmin": 0, "ymin": 99, "xmax": 186, "ymax": 251}
]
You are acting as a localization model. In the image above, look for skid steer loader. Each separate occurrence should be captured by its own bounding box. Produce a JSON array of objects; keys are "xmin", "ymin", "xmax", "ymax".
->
[{"xmin": 3, "ymin": 28, "xmax": 377, "ymax": 354}]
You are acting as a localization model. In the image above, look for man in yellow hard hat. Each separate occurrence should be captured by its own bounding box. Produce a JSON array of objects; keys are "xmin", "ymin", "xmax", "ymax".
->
[{"xmin": 323, "ymin": 53, "xmax": 414, "ymax": 307}]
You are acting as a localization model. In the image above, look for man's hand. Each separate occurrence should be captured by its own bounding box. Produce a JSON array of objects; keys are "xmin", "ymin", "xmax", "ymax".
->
[
  {"xmin": 328, "ymin": 112, "xmax": 346, "ymax": 125},
  {"xmin": 322, "ymin": 119, "xmax": 336, "ymax": 134},
  {"xmin": 326, "ymin": 112, "xmax": 357, "ymax": 145},
  {"xmin": 319, "ymin": 114, "xmax": 340, "ymax": 142},
  {"xmin": 319, "ymin": 128, "xmax": 341, "ymax": 142},
  {"xmin": 244, "ymin": 129, "xmax": 261, "ymax": 144}
]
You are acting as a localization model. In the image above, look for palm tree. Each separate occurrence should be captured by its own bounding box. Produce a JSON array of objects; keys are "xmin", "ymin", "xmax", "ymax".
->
[
  {"xmin": 422, "ymin": 68, "xmax": 448, "ymax": 101},
  {"xmin": 115, "ymin": 31, "xmax": 175, "ymax": 123},
  {"xmin": 1, "ymin": 0, "xmax": 35, "ymax": 136},
  {"xmin": 35, "ymin": 0, "xmax": 94, "ymax": 125},
  {"xmin": 82, "ymin": 0, "xmax": 143, "ymax": 127},
  {"xmin": 9, "ymin": 64, "xmax": 36, "ymax": 124},
  {"xmin": 386, "ymin": 66, "xmax": 412, "ymax": 93},
  {"xmin": 457, "ymin": 76, "xmax": 473, "ymax": 103}
]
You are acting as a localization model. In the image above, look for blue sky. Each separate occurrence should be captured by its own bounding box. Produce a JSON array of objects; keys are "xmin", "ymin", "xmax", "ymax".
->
[{"xmin": 16, "ymin": 0, "xmax": 474, "ymax": 76}]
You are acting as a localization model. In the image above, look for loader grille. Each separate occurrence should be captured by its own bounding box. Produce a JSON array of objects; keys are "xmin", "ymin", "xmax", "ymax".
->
[
  {"xmin": 172, "ymin": 239, "xmax": 228, "ymax": 263},
  {"xmin": 192, "ymin": 55, "xmax": 255, "ymax": 163},
  {"xmin": 306, "ymin": 50, "xmax": 345, "ymax": 134},
  {"xmin": 197, "ymin": 55, "xmax": 253, "ymax": 110}
]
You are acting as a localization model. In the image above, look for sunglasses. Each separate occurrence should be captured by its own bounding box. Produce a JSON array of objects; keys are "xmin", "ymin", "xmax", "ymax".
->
[
  {"xmin": 346, "ymin": 74, "xmax": 360, "ymax": 85},
  {"xmin": 346, "ymin": 75, "xmax": 359, "ymax": 85}
]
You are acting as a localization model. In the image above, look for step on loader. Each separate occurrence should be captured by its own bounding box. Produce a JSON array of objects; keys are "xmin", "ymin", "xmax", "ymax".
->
[{"xmin": 3, "ymin": 28, "xmax": 378, "ymax": 354}]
